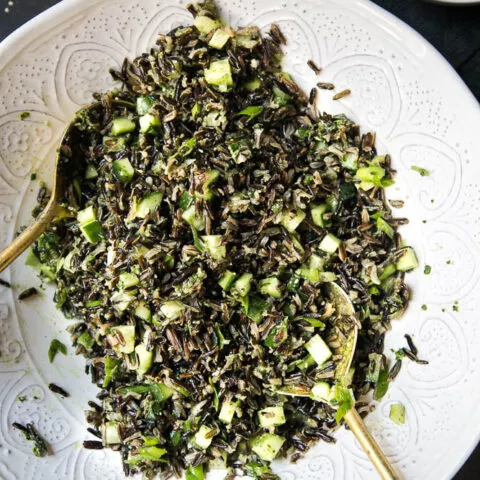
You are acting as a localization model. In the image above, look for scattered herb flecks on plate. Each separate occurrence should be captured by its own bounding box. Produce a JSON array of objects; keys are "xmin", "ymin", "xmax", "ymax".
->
[{"xmin": 26, "ymin": 0, "xmax": 417, "ymax": 477}]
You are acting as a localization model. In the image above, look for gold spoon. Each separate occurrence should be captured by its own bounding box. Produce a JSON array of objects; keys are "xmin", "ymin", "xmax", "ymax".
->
[
  {"xmin": 326, "ymin": 282, "xmax": 401, "ymax": 480},
  {"xmin": 0, "ymin": 104, "xmax": 98, "ymax": 273}
]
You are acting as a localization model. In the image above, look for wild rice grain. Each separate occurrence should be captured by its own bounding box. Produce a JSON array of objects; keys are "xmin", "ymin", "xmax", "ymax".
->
[{"xmin": 333, "ymin": 89, "xmax": 351, "ymax": 100}]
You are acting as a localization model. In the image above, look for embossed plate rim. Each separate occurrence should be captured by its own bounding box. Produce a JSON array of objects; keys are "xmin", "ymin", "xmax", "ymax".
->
[{"xmin": 0, "ymin": 0, "xmax": 479, "ymax": 479}]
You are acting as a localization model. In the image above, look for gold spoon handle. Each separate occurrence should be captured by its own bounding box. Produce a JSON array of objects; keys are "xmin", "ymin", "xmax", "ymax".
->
[
  {"xmin": 0, "ymin": 204, "xmax": 56, "ymax": 273},
  {"xmin": 344, "ymin": 408, "xmax": 401, "ymax": 480}
]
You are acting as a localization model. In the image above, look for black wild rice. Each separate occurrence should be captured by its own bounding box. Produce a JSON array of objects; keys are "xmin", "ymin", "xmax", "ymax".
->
[
  {"xmin": 48, "ymin": 383, "xmax": 70, "ymax": 398},
  {"xmin": 18, "ymin": 287, "xmax": 39, "ymax": 300}
]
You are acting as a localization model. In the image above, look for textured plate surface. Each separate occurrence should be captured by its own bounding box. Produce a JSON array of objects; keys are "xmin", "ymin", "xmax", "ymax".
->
[{"xmin": 0, "ymin": 0, "xmax": 479, "ymax": 479}]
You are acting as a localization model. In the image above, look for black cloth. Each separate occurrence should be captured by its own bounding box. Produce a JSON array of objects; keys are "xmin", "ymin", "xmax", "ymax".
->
[{"xmin": 0, "ymin": 1, "xmax": 478, "ymax": 478}]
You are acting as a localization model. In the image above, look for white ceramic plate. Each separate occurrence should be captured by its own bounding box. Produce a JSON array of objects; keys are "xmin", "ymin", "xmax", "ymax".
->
[
  {"xmin": 0, "ymin": 0, "xmax": 479, "ymax": 479},
  {"xmin": 426, "ymin": 0, "xmax": 480, "ymax": 5}
]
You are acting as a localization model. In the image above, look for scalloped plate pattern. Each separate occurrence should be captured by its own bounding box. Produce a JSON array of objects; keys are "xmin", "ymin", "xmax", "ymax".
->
[{"xmin": 0, "ymin": 0, "xmax": 479, "ymax": 479}]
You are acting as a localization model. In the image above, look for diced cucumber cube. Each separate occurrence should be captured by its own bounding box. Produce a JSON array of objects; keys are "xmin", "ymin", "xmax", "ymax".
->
[
  {"xmin": 77, "ymin": 206, "xmax": 97, "ymax": 225},
  {"xmin": 182, "ymin": 204, "xmax": 205, "ymax": 231},
  {"xmin": 233, "ymin": 273, "xmax": 253, "ymax": 297},
  {"xmin": 259, "ymin": 277, "xmax": 282, "ymax": 298},
  {"xmin": 219, "ymin": 270, "xmax": 237, "ymax": 290},
  {"xmin": 139, "ymin": 114, "xmax": 161, "ymax": 134},
  {"xmin": 103, "ymin": 135, "xmax": 127, "ymax": 152},
  {"xmin": 110, "ymin": 325, "xmax": 136, "ymax": 354},
  {"xmin": 193, "ymin": 425, "xmax": 217, "ymax": 450},
  {"xmin": 135, "ymin": 343, "xmax": 153, "ymax": 375},
  {"xmin": 135, "ymin": 302, "xmax": 151, "ymax": 322},
  {"xmin": 310, "ymin": 203, "xmax": 328, "ymax": 227},
  {"xmin": 305, "ymin": 334, "xmax": 332, "ymax": 366},
  {"xmin": 389, "ymin": 403, "xmax": 406, "ymax": 425},
  {"xmin": 280, "ymin": 209, "xmax": 306, "ymax": 232},
  {"xmin": 160, "ymin": 300, "xmax": 185, "ymax": 320},
  {"xmin": 118, "ymin": 272, "xmax": 139, "ymax": 290},
  {"xmin": 396, "ymin": 247, "xmax": 418, "ymax": 271},
  {"xmin": 204, "ymin": 59, "xmax": 233, "ymax": 92},
  {"xmin": 135, "ymin": 192, "xmax": 163, "ymax": 218},
  {"xmin": 201, "ymin": 235, "xmax": 226, "ymax": 260},
  {"xmin": 209, "ymin": 28, "xmax": 231, "ymax": 49},
  {"xmin": 236, "ymin": 27, "xmax": 261, "ymax": 49},
  {"xmin": 319, "ymin": 233, "xmax": 341, "ymax": 253},
  {"xmin": 112, "ymin": 158, "xmax": 135, "ymax": 183},
  {"xmin": 250, "ymin": 433, "xmax": 285, "ymax": 462},
  {"xmin": 137, "ymin": 95, "xmax": 155, "ymax": 115},
  {"xmin": 341, "ymin": 151, "xmax": 358, "ymax": 171},
  {"xmin": 111, "ymin": 117, "xmax": 136, "ymax": 136},
  {"xmin": 244, "ymin": 76, "xmax": 261, "ymax": 91},
  {"xmin": 103, "ymin": 421, "xmax": 121, "ymax": 445},
  {"xmin": 194, "ymin": 15, "xmax": 220, "ymax": 35},
  {"xmin": 77, "ymin": 332, "xmax": 94, "ymax": 350},
  {"xmin": 311, "ymin": 382, "xmax": 331, "ymax": 402},
  {"xmin": 219, "ymin": 399, "xmax": 238, "ymax": 424},
  {"xmin": 80, "ymin": 221, "xmax": 105, "ymax": 244},
  {"xmin": 258, "ymin": 406, "xmax": 286, "ymax": 428},
  {"xmin": 85, "ymin": 165, "xmax": 98, "ymax": 180}
]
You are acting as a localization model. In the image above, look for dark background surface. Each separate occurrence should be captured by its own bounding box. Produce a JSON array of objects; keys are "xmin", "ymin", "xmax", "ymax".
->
[{"xmin": 0, "ymin": 0, "xmax": 479, "ymax": 478}]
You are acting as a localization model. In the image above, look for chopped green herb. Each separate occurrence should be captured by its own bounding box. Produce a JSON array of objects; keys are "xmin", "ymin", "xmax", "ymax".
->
[
  {"xmin": 424, "ymin": 265, "xmax": 432, "ymax": 275},
  {"xmin": 12, "ymin": 422, "xmax": 48, "ymax": 457},
  {"xmin": 421, "ymin": 304, "xmax": 427, "ymax": 311},
  {"xmin": 19, "ymin": 111, "xmax": 30, "ymax": 120},
  {"xmin": 410, "ymin": 165, "xmax": 429, "ymax": 176},
  {"xmin": 48, "ymin": 339, "xmax": 67, "ymax": 363}
]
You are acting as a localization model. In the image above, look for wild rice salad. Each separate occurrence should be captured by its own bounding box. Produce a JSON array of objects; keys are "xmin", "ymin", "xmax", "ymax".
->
[{"xmin": 27, "ymin": 1, "xmax": 418, "ymax": 478}]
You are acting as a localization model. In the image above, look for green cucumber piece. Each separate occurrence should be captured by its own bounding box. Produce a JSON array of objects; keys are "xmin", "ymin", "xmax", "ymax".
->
[
  {"xmin": 112, "ymin": 158, "xmax": 134, "ymax": 183},
  {"xmin": 137, "ymin": 95, "xmax": 155, "ymax": 115},
  {"xmin": 135, "ymin": 192, "xmax": 163, "ymax": 218},
  {"xmin": 194, "ymin": 15, "xmax": 220, "ymax": 34},
  {"xmin": 250, "ymin": 433, "xmax": 285, "ymax": 462},
  {"xmin": 209, "ymin": 28, "xmax": 231, "ymax": 49},
  {"xmin": 103, "ymin": 421, "xmax": 121, "ymax": 445},
  {"xmin": 233, "ymin": 273, "xmax": 253, "ymax": 297},
  {"xmin": 311, "ymin": 382, "xmax": 331, "ymax": 402},
  {"xmin": 135, "ymin": 344, "xmax": 153, "ymax": 375},
  {"xmin": 139, "ymin": 114, "xmax": 161, "ymax": 134},
  {"xmin": 259, "ymin": 277, "xmax": 282, "ymax": 298},
  {"xmin": 389, "ymin": 403, "xmax": 406, "ymax": 425},
  {"xmin": 219, "ymin": 399, "xmax": 238, "ymax": 424},
  {"xmin": 111, "ymin": 117, "xmax": 136, "ymax": 136},
  {"xmin": 396, "ymin": 247, "xmax": 418, "ymax": 271},
  {"xmin": 182, "ymin": 204, "xmax": 205, "ymax": 231},
  {"xmin": 77, "ymin": 332, "xmax": 94, "ymax": 350},
  {"xmin": 304, "ymin": 334, "xmax": 332, "ymax": 366},
  {"xmin": 310, "ymin": 203, "xmax": 328, "ymax": 227},
  {"xmin": 204, "ymin": 59, "xmax": 233, "ymax": 92},
  {"xmin": 193, "ymin": 425, "xmax": 217, "ymax": 450},
  {"xmin": 280, "ymin": 209, "xmax": 306, "ymax": 233},
  {"xmin": 135, "ymin": 302, "xmax": 151, "ymax": 322},
  {"xmin": 219, "ymin": 270, "xmax": 237, "ymax": 290},
  {"xmin": 118, "ymin": 272, "xmax": 139, "ymax": 289},
  {"xmin": 258, "ymin": 406, "xmax": 286, "ymax": 428},
  {"xmin": 85, "ymin": 165, "xmax": 98, "ymax": 180},
  {"xmin": 319, "ymin": 233, "xmax": 341, "ymax": 253},
  {"xmin": 77, "ymin": 206, "xmax": 96, "ymax": 225},
  {"xmin": 244, "ymin": 76, "xmax": 261, "ymax": 91},
  {"xmin": 201, "ymin": 235, "xmax": 226, "ymax": 260},
  {"xmin": 110, "ymin": 325, "xmax": 135, "ymax": 354},
  {"xmin": 103, "ymin": 136, "xmax": 127, "ymax": 152},
  {"xmin": 160, "ymin": 300, "xmax": 185, "ymax": 320},
  {"xmin": 80, "ymin": 221, "xmax": 105, "ymax": 244}
]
